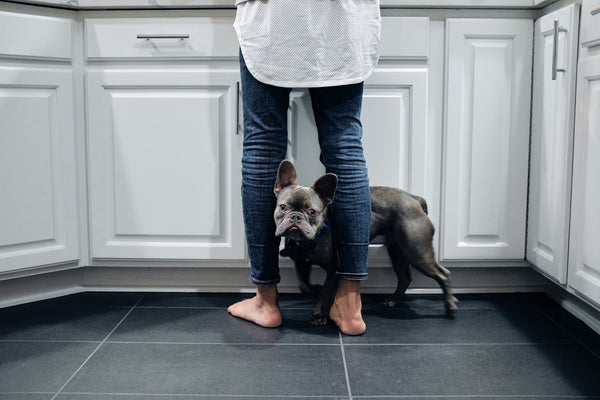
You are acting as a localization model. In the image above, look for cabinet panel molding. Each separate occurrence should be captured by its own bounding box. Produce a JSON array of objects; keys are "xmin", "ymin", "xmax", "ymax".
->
[
  {"xmin": 442, "ymin": 19, "xmax": 532, "ymax": 260},
  {"xmin": 0, "ymin": 67, "xmax": 78, "ymax": 272},
  {"xmin": 87, "ymin": 69, "xmax": 244, "ymax": 260}
]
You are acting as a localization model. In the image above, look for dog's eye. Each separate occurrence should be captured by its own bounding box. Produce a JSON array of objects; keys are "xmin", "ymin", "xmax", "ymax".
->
[
  {"xmin": 307, "ymin": 208, "xmax": 316, "ymax": 217},
  {"xmin": 279, "ymin": 204, "xmax": 288, "ymax": 211}
]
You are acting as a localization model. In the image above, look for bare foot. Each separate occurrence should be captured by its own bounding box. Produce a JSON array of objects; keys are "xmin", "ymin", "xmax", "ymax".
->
[
  {"xmin": 227, "ymin": 285, "xmax": 282, "ymax": 328},
  {"xmin": 329, "ymin": 280, "xmax": 366, "ymax": 336}
]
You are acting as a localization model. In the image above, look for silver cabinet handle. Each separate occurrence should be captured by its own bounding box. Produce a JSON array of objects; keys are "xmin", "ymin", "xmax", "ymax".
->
[
  {"xmin": 552, "ymin": 20, "xmax": 566, "ymax": 81},
  {"xmin": 591, "ymin": 7, "xmax": 600, "ymax": 16},
  {"xmin": 137, "ymin": 34, "xmax": 190, "ymax": 40}
]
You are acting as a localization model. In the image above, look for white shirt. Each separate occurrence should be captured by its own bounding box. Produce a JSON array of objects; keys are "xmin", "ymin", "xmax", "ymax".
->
[{"xmin": 234, "ymin": 0, "xmax": 381, "ymax": 88}]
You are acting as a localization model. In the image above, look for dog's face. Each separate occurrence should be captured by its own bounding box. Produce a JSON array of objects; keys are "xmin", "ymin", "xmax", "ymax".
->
[{"xmin": 273, "ymin": 161, "xmax": 337, "ymax": 241}]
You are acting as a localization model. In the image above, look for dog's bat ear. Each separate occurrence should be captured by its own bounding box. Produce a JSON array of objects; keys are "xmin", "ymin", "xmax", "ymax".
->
[
  {"xmin": 312, "ymin": 173, "xmax": 337, "ymax": 205},
  {"xmin": 274, "ymin": 160, "xmax": 298, "ymax": 194}
]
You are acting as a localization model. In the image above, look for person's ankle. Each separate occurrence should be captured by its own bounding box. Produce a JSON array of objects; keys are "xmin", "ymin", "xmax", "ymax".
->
[
  {"xmin": 330, "ymin": 279, "xmax": 366, "ymax": 335},
  {"xmin": 256, "ymin": 284, "xmax": 279, "ymax": 306}
]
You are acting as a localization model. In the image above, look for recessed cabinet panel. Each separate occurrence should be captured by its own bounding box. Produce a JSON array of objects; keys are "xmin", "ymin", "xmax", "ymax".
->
[
  {"xmin": 443, "ymin": 19, "xmax": 532, "ymax": 260},
  {"xmin": 528, "ymin": 5, "xmax": 579, "ymax": 284},
  {"xmin": 569, "ymin": 58, "xmax": 600, "ymax": 306},
  {"xmin": 108, "ymin": 88, "xmax": 222, "ymax": 237},
  {"xmin": 87, "ymin": 69, "xmax": 243, "ymax": 260},
  {"xmin": 0, "ymin": 67, "xmax": 78, "ymax": 272}
]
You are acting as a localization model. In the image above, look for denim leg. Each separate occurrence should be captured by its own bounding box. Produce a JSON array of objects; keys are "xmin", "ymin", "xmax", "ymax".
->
[
  {"xmin": 309, "ymin": 83, "xmax": 371, "ymax": 281},
  {"xmin": 240, "ymin": 52, "xmax": 291, "ymax": 285}
]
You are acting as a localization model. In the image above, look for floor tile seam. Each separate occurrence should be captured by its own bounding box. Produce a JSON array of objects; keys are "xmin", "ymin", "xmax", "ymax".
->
[
  {"xmin": 0, "ymin": 339, "xmax": 101, "ymax": 344},
  {"xmin": 0, "ymin": 391, "xmax": 55, "ymax": 394},
  {"xmin": 534, "ymin": 303, "xmax": 600, "ymax": 361},
  {"xmin": 348, "ymin": 396, "xmax": 600, "ymax": 399},
  {"xmin": 339, "ymin": 331, "xmax": 353, "ymax": 400},
  {"xmin": 49, "ymin": 297, "xmax": 143, "ymax": 400},
  {"xmin": 341, "ymin": 341, "xmax": 577, "ymax": 346},
  {"xmin": 103, "ymin": 340, "xmax": 342, "ymax": 346},
  {"xmin": 58, "ymin": 393, "xmax": 348, "ymax": 398}
]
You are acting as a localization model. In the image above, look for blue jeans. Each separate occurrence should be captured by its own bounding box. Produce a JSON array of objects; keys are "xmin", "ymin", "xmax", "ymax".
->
[{"xmin": 240, "ymin": 52, "xmax": 371, "ymax": 285}]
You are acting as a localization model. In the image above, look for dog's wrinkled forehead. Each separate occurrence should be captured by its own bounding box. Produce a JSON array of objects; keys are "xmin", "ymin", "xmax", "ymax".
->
[{"xmin": 281, "ymin": 187, "xmax": 321, "ymax": 209}]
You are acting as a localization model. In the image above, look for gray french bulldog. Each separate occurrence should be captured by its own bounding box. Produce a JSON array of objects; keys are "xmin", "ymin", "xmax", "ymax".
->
[{"xmin": 274, "ymin": 160, "xmax": 458, "ymax": 326}]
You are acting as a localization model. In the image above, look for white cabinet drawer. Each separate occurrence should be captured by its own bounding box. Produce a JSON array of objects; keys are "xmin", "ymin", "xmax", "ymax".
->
[
  {"xmin": 380, "ymin": 17, "xmax": 429, "ymax": 60},
  {"xmin": 0, "ymin": 11, "xmax": 72, "ymax": 60},
  {"xmin": 85, "ymin": 17, "xmax": 238, "ymax": 60},
  {"xmin": 581, "ymin": 0, "xmax": 600, "ymax": 47}
]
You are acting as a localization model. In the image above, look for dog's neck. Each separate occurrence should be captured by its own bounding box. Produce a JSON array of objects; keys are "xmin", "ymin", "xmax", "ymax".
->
[{"xmin": 289, "ymin": 219, "xmax": 329, "ymax": 250}]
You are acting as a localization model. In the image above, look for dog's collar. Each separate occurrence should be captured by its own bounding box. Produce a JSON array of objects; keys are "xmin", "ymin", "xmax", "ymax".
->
[
  {"xmin": 313, "ymin": 220, "xmax": 329, "ymax": 243},
  {"xmin": 291, "ymin": 220, "xmax": 329, "ymax": 249}
]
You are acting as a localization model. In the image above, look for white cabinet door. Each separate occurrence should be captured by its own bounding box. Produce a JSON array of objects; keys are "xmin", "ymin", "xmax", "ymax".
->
[
  {"xmin": 528, "ymin": 5, "xmax": 580, "ymax": 284},
  {"xmin": 87, "ymin": 69, "xmax": 244, "ymax": 260},
  {"xmin": 442, "ymin": 19, "xmax": 532, "ymax": 260},
  {"xmin": 0, "ymin": 67, "xmax": 78, "ymax": 273},
  {"xmin": 568, "ymin": 56, "xmax": 600, "ymax": 306}
]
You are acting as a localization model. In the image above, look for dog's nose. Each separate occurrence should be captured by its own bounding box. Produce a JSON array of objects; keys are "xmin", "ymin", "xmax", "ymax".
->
[{"xmin": 290, "ymin": 214, "xmax": 301, "ymax": 224}]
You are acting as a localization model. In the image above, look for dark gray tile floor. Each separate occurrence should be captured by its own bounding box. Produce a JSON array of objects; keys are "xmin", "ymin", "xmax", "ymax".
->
[{"xmin": 1, "ymin": 291, "xmax": 600, "ymax": 399}]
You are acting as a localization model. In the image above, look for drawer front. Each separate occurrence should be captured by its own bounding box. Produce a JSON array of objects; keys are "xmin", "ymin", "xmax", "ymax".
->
[
  {"xmin": 0, "ymin": 11, "xmax": 72, "ymax": 60},
  {"xmin": 581, "ymin": 0, "xmax": 600, "ymax": 47},
  {"xmin": 85, "ymin": 17, "xmax": 239, "ymax": 59},
  {"xmin": 380, "ymin": 17, "xmax": 430, "ymax": 60}
]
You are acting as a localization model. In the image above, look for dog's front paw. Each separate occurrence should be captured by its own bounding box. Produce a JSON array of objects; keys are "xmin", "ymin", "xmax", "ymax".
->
[
  {"xmin": 445, "ymin": 296, "xmax": 459, "ymax": 315},
  {"xmin": 308, "ymin": 313, "xmax": 329, "ymax": 326},
  {"xmin": 381, "ymin": 298, "xmax": 400, "ymax": 308}
]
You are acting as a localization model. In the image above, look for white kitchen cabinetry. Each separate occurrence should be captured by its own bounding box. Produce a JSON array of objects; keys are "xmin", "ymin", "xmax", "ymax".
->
[
  {"xmin": 85, "ymin": 16, "xmax": 244, "ymax": 260},
  {"xmin": 442, "ymin": 19, "xmax": 532, "ymax": 261},
  {"xmin": 0, "ymin": 10, "xmax": 79, "ymax": 274},
  {"xmin": 568, "ymin": 54, "xmax": 600, "ymax": 305},
  {"xmin": 527, "ymin": 5, "xmax": 580, "ymax": 284}
]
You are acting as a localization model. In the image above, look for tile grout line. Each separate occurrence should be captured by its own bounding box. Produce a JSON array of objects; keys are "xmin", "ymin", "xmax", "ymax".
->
[
  {"xmin": 49, "ymin": 295, "xmax": 144, "ymax": 400},
  {"xmin": 339, "ymin": 331, "xmax": 353, "ymax": 400}
]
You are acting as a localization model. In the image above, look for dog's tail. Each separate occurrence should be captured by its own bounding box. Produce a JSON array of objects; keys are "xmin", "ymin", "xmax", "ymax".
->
[{"xmin": 412, "ymin": 194, "xmax": 428, "ymax": 215}]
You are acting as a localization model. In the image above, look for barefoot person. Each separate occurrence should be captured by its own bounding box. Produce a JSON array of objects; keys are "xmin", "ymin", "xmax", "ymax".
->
[{"xmin": 227, "ymin": 0, "xmax": 381, "ymax": 336}]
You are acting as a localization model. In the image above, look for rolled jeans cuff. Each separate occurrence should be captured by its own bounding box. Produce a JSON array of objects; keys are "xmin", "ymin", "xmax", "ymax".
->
[
  {"xmin": 335, "ymin": 243, "xmax": 369, "ymax": 280},
  {"xmin": 336, "ymin": 272, "xmax": 369, "ymax": 281},
  {"xmin": 249, "ymin": 274, "xmax": 281, "ymax": 286}
]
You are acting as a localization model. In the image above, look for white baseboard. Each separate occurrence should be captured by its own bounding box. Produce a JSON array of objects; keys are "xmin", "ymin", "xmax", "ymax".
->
[
  {"xmin": 0, "ymin": 263, "xmax": 559, "ymax": 310},
  {"xmin": 0, "ymin": 268, "xmax": 84, "ymax": 308},
  {"xmin": 80, "ymin": 263, "xmax": 547, "ymax": 293},
  {"xmin": 544, "ymin": 281, "xmax": 600, "ymax": 335}
]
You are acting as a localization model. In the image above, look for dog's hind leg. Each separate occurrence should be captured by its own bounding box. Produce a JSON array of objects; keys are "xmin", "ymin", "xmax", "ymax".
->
[
  {"xmin": 409, "ymin": 255, "xmax": 458, "ymax": 315},
  {"xmin": 382, "ymin": 240, "xmax": 412, "ymax": 308}
]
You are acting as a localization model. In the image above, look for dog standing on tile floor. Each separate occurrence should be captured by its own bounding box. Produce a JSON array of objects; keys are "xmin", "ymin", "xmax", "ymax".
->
[{"xmin": 274, "ymin": 160, "xmax": 458, "ymax": 326}]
